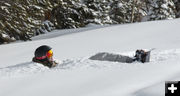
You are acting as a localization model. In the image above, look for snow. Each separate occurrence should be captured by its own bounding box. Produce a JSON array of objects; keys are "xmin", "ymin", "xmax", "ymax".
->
[
  {"xmin": 1, "ymin": 6, "xmax": 10, "ymax": 14},
  {"xmin": 161, "ymin": 4, "xmax": 168, "ymax": 9},
  {"xmin": 1, "ymin": 19, "xmax": 180, "ymax": 96},
  {"xmin": 118, "ymin": 3, "xmax": 123, "ymax": 8}
]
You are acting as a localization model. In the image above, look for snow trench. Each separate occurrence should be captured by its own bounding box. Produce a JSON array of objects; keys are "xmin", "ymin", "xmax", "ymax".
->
[{"xmin": 0, "ymin": 49, "xmax": 180, "ymax": 78}]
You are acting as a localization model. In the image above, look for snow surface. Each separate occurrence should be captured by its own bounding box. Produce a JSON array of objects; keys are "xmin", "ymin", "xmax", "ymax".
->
[{"xmin": 1, "ymin": 19, "xmax": 180, "ymax": 96}]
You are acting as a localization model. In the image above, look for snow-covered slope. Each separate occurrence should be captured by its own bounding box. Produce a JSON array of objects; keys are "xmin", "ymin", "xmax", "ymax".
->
[{"xmin": 0, "ymin": 19, "xmax": 180, "ymax": 96}]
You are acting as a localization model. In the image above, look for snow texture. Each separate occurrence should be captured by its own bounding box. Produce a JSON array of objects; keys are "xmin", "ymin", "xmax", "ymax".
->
[{"xmin": 0, "ymin": 19, "xmax": 180, "ymax": 96}]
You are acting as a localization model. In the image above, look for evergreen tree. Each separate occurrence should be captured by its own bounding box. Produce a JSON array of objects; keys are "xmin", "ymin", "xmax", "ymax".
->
[
  {"xmin": 83, "ymin": 0, "xmax": 113, "ymax": 24},
  {"xmin": 144, "ymin": 0, "xmax": 176, "ymax": 21},
  {"xmin": 173, "ymin": 0, "xmax": 180, "ymax": 17},
  {"xmin": 51, "ymin": 0, "xmax": 86, "ymax": 29},
  {"xmin": 0, "ymin": 0, "xmax": 55, "ymax": 43},
  {"xmin": 0, "ymin": 0, "xmax": 179, "ymax": 44},
  {"xmin": 109, "ymin": 0, "xmax": 145, "ymax": 23}
]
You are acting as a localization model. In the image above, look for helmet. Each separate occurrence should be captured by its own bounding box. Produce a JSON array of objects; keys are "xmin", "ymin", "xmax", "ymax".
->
[{"xmin": 34, "ymin": 45, "xmax": 52, "ymax": 59}]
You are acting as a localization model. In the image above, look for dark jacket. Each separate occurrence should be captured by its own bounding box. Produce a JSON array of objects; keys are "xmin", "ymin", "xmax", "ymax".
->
[{"xmin": 32, "ymin": 57, "xmax": 57, "ymax": 68}]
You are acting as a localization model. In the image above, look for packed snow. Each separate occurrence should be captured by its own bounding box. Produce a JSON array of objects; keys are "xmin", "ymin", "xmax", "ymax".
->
[{"xmin": 0, "ymin": 19, "xmax": 180, "ymax": 96}]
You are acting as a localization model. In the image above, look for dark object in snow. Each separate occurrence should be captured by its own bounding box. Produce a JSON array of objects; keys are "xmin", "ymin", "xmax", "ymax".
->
[
  {"xmin": 90, "ymin": 52, "xmax": 134, "ymax": 63},
  {"xmin": 134, "ymin": 49, "xmax": 151, "ymax": 63},
  {"xmin": 89, "ymin": 49, "xmax": 151, "ymax": 63},
  {"xmin": 34, "ymin": 45, "xmax": 52, "ymax": 58},
  {"xmin": 32, "ymin": 45, "xmax": 58, "ymax": 68}
]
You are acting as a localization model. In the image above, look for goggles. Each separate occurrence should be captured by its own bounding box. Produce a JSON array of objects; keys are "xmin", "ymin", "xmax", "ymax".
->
[{"xmin": 46, "ymin": 50, "xmax": 53, "ymax": 58}]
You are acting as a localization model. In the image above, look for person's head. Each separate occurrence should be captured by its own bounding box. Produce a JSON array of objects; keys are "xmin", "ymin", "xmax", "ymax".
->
[{"xmin": 34, "ymin": 45, "xmax": 53, "ymax": 61}]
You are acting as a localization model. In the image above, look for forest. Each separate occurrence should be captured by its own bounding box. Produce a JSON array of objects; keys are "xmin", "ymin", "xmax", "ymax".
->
[{"xmin": 0, "ymin": 0, "xmax": 179, "ymax": 44}]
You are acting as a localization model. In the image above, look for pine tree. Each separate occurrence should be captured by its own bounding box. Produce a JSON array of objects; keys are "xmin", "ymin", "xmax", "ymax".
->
[
  {"xmin": 51, "ymin": 0, "xmax": 86, "ymax": 29},
  {"xmin": 109, "ymin": 0, "xmax": 145, "ymax": 23},
  {"xmin": 144, "ymin": 0, "xmax": 176, "ymax": 21},
  {"xmin": 173, "ymin": 0, "xmax": 180, "ymax": 17}
]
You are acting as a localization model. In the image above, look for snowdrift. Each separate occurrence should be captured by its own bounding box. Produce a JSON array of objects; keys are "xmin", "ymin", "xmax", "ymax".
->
[{"xmin": 1, "ymin": 19, "xmax": 180, "ymax": 96}]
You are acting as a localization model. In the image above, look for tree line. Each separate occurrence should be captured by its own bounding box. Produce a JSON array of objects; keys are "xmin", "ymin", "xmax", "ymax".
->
[{"xmin": 0, "ymin": 0, "xmax": 179, "ymax": 44}]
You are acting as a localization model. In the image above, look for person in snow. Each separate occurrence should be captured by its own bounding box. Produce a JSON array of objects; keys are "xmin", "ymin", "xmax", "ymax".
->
[
  {"xmin": 32, "ymin": 45, "xmax": 58, "ymax": 68},
  {"xmin": 134, "ymin": 49, "xmax": 150, "ymax": 63},
  {"xmin": 89, "ymin": 49, "xmax": 151, "ymax": 63}
]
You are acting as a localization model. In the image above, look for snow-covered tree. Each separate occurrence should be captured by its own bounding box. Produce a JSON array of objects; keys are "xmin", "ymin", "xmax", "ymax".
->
[
  {"xmin": 0, "ymin": 0, "xmax": 55, "ymax": 43},
  {"xmin": 109, "ymin": 0, "xmax": 145, "ymax": 23},
  {"xmin": 173, "ymin": 0, "xmax": 180, "ymax": 17},
  {"xmin": 0, "ymin": 0, "xmax": 179, "ymax": 44},
  {"xmin": 83, "ymin": 0, "xmax": 113, "ymax": 24},
  {"xmin": 144, "ymin": 0, "xmax": 176, "ymax": 21},
  {"xmin": 51, "ymin": 0, "xmax": 86, "ymax": 29}
]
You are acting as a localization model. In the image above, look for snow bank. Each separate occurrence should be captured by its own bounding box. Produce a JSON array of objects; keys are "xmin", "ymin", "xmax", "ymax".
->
[{"xmin": 1, "ymin": 19, "xmax": 180, "ymax": 96}]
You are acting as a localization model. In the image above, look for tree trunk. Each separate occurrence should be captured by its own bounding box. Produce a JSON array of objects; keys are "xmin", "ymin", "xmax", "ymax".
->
[{"xmin": 131, "ymin": 0, "xmax": 137, "ymax": 23}]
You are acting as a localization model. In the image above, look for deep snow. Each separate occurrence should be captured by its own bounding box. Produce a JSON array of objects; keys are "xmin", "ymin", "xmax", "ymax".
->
[{"xmin": 0, "ymin": 19, "xmax": 180, "ymax": 96}]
